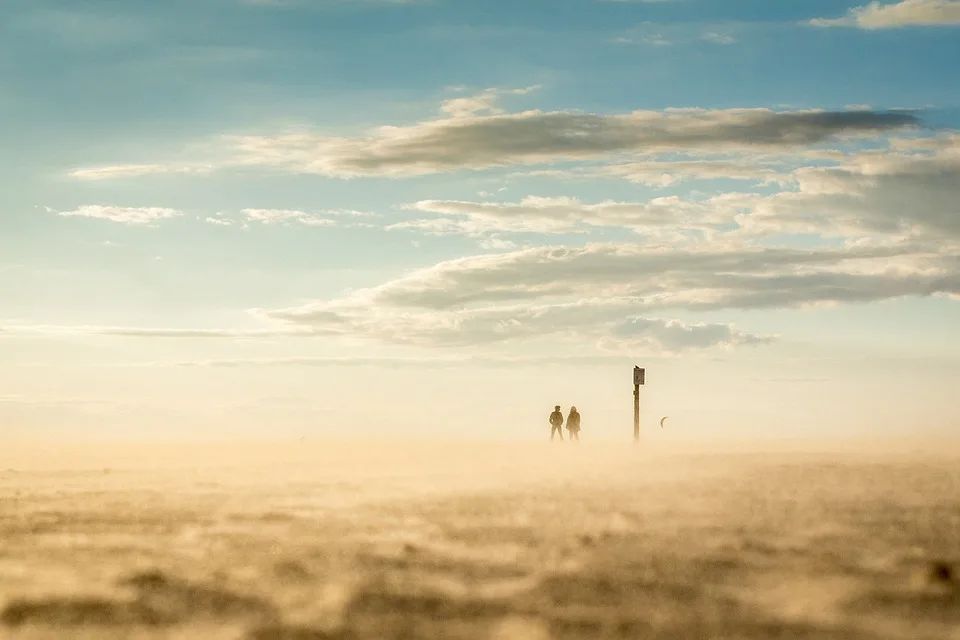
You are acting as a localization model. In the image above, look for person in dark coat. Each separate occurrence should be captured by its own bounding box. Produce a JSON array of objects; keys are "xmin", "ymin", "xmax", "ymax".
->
[
  {"xmin": 566, "ymin": 406, "xmax": 581, "ymax": 441},
  {"xmin": 549, "ymin": 405, "xmax": 564, "ymax": 441}
]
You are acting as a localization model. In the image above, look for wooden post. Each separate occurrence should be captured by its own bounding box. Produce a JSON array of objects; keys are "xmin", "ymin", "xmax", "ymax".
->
[
  {"xmin": 633, "ymin": 384, "xmax": 640, "ymax": 442},
  {"xmin": 633, "ymin": 366, "xmax": 644, "ymax": 442}
]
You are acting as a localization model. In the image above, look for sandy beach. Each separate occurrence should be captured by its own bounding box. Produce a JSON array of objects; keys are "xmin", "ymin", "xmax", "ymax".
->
[{"xmin": 1, "ymin": 439, "xmax": 958, "ymax": 639}]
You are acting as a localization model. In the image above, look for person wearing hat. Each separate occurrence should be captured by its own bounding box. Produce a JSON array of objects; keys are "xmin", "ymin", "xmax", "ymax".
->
[
  {"xmin": 549, "ymin": 405, "xmax": 564, "ymax": 441},
  {"xmin": 566, "ymin": 406, "xmax": 581, "ymax": 441}
]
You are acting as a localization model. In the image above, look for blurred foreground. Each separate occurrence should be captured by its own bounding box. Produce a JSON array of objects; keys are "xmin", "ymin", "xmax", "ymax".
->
[{"xmin": 1, "ymin": 438, "xmax": 959, "ymax": 639}]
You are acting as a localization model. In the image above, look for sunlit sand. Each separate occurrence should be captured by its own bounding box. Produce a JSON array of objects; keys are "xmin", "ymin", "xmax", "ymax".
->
[{"xmin": 2, "ymin": 436, "xmax": 958, "ymax": 639}]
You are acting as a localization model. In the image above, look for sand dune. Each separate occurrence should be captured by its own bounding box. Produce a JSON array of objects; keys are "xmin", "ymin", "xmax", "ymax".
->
[{"xmin": 1, "ymin": 440, "xmax": 958, "ymax": 639}]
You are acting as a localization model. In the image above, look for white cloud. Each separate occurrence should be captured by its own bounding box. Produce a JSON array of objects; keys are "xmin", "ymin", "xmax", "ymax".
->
[
  {"xmin": 702, "ymin": 31, "xmax": 737, "ymax": 44},
  {"xmin": 240, "ymin": 208, "xmax": 349, "ymax": 227},
  {"xmin": 478, "ymin": 235, "xmax": 520, "ymax": 251},
  {"xmin": 68, "ymin": 164, "xmax": 214, "ymax": 180},
  {"xmin": 810, "ymin": 0, "xmax": 960, "ymax": 29},
  {"xmin": 396, "ymin": 195, "xmax": 722, "ymax": 235},
  {"xmin": 439, "ymin": 85, "xmax": 541, "ymax": 118},
  {"xmin": 54, "ymin": 205, "xmax": 182, "ymax": 225}
]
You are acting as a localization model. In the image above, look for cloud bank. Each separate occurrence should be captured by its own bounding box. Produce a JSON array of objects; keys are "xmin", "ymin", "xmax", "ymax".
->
[
  {"xmin": 223, "ymin": 108, "xmax": 919, "ymax": 177},
  {"xmin": 69, "ymin": 105, "xmax": 921, "ymax": 181}
]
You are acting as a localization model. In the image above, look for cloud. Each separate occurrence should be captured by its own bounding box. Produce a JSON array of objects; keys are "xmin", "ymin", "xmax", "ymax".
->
[
  {"xmin": 641, "ymin": 34, "xmax": 673, "ymax": 46},
  {"xmin": 65, "ymin": 102, "xmax": 921, "ymax": 181},
  {"xmin": 810, "ymin": 0, "xmax": 960, "ymax": 29},
  {"xmin": 218, "ymin": 108, "xmax": 919, "ymax": 178},
  {"xmin": 599, "ymin": 317, "xmax": 774, "ymax": 353},
  {"xmin": 439, "ymin": 85, "xmax": 542, "ymax": 118},
  {"xmin": 69, "ymin": 164, "xmax": 214, "ymax": 180},
  {"xmin": 478, "ymin": 235, "xmax": 521, "ymax": 251},
  {"xmin": 158, "ymin": 354, "xmax": 658, "ymax": 368},
  {"xmin": 53, "ymin": 205, "xmax": 182, "ymax": 225},
  {"xmin": 614, "ymin": 22, "xmax": 741, "ymax": 47},
  {"xmin": 524, "ymin": 157, "xmax": 798, "ymax": 187},
  {"xmin": 266, "ymin": 242, "xmax": 956, "ymax": 319},
  {"xmin": 0, "ymin": 309, "xmax": 773, "ymax": 355},
  {"xmin": 265, "ymin": 294, "xmax": 775, "ymax": 352},
  {"xmin": 494, "ymin": 135, "xmax": 960, "ymax": 244},
  {"xmin": 250, "ymin": 224, "xmax": 958, "ymax": 351},
  {"xmin": 238, "ymin": 207, "xmax": 375, "ymax": 227},
  {"xmin": 702, "ymin": 31, "xmax": 737, "ymax": 44},
  {"xmin": 731, "ymin": 135, "xmax": 960, "ymax": 241},
  {"xmin": 241, "ymin": 208, "xmax": 337, "ymax": 227},
  {"xmin": 395, "ymin": 195, "xmax": 722, "ymax": 235},
  {"xmin": 0, "ymin": 325, "xmax": 310, "ymax": 339}
]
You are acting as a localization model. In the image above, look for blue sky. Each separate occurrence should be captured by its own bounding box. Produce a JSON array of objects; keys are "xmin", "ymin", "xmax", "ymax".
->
[{"xmin": 2, "ymin": 0, "xmax": 960, "ymax": 441}]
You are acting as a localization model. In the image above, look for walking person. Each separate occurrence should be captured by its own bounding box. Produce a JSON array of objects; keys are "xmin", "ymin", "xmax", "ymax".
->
[
  {"xmin": 549, "ymin": 405, "xmax": 564, "ymax": 441},
  {"xmin": 566, "ymin": 406, "xmax": 581, "ymax": 441}
]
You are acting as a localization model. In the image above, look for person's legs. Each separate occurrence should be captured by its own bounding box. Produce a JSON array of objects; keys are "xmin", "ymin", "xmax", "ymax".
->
[{"xmin": 551, "ymin": 426, "xmax": 563, "ymax": 440}]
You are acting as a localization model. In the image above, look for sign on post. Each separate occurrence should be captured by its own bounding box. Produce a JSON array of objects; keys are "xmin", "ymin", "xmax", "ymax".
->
[{"xmin": 633, "ymin": 366, "xmax": 645, "ymax": 386}]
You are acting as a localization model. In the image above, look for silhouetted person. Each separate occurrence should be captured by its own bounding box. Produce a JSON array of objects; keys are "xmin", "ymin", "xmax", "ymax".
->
[
  {"xmin": 549, "ymin": 405, "xmax": 564, "ymax": 440},
  {"xmin": 566, "ymin": 406, "xmax": 581, "ymax": 441}
]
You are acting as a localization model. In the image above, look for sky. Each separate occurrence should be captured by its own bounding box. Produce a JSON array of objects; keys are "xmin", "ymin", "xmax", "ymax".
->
[{"xmin": 2, "ymin": 0, "xmax": 960, "ymax": 443}]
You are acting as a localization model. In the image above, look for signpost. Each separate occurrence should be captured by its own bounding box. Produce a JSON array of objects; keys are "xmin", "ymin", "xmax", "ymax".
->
[{"xmin": 633, "ymin": 366, "xmax": 644, "ymax": 442}]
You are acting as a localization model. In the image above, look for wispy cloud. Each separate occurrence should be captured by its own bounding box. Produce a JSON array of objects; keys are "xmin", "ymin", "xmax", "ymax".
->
[
  {"xmin": 266, "ymin": 295, "xmax": 776, "ymax": 352},
  {"xmin": 205, "ymin": 215, "xmax": 235, "ymax": 227},
  {"xmin": 395, "ymin": 195, "xmax": 721, "ymax": 236},
  {"xmin": 242, "ymin": 208, "xmax": 337, "ymax": 227},
  {"xmin": 0, "ymin": 325, "xmax": 311, "ymax": 339},
  {"xmin": 439, "ymin": 85, "xmax": 542, "ymax": 118},
  {"xmin": 517, "ymin": 156, "xmax": 799, "ymax": 187},
  {"xmin": 0, "ymin": 311, "xmax": 772, "ymax": 356},
  {"xmin": 240, "ymin": 208, "xmax": 375, "ymax": 227},
  {"xmin": 810, "ymin": 0, "xmax": 960, "ymax": 29},
  {"xmin": 159, "ymin": 354, "xmax": 662, "ymax": 368},
  {"xmin": 68, "ymin": 164, "xmax": 214, "ymax": 180},
  {"xmin": 52, "ymin": 205, "xmax": 182, "ymax": 225},
  {"xmin": 702, "ymin": 31, "xmax": 737, "ymax": 44}
]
